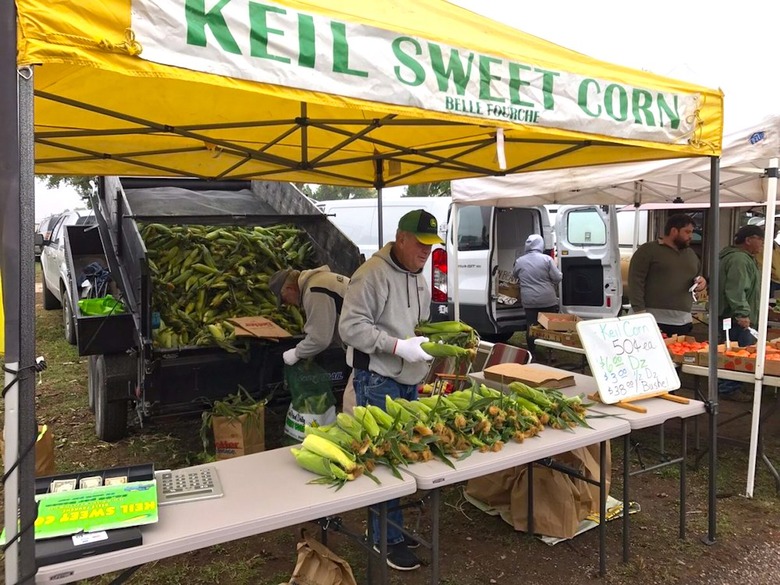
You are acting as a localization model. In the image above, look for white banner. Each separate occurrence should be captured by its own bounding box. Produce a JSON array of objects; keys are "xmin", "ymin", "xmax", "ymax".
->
[{"xmin": 131, "ymin": 0, "xmax": 699, "ymax": 144}]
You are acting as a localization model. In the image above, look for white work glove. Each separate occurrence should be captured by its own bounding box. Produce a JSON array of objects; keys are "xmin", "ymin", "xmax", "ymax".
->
[
  {"xmin": 393, "ymin": 336, "xmax": 433, "ymax": 363},
  {"xmin": 283, "ymin": 348, "xmax": 300, "ymax": 366}
]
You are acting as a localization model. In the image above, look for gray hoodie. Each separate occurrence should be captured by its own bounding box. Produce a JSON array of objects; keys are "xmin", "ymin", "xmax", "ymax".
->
[
  {"xmin": 293, "ymin": 266, "xmax": 350, "ymax": 360},
  {"xmin": 512, "ymin": 234, "xmax": 562, "ymax": 308},
  {"xmin": 339, "ymin": 243, "xmax": 431, "ymax": 385}
]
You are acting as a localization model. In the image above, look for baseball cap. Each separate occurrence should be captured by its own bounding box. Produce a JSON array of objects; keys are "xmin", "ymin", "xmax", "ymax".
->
[
  {"xmin": 268, "ymin": 268, "xmax": 292, "ymax": 305},
  {"xmin": 734, "ymin": 224, "xmax": 764, "ymax": 244},
  {"xmin": 397, "ymin": 209, "xmax": 444, "ymax": 245}
]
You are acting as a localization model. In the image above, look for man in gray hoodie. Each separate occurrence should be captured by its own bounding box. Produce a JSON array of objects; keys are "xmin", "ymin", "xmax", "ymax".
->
[
  {"xmin": 268, "ymin": 265, "xmax": 350, "ymax": 366},
  {"xmin": 339, "ymin": 209, "xmax": 442, "ymax": 571},
  {"xmin": 512, "ymin": 234, "xmax": 562, "ymax": 353}
]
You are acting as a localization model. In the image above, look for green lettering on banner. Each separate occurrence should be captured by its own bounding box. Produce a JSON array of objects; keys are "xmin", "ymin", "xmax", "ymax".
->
[
  {"xmin": 604, "ymin": 83, "xmax": 628, "ymax": 122},
  {"xmin": 508, "ymin": 62, "xmax": 534, "ymax": 107},
  {"xmin": 537, "ymin": 68, "xmax": 559, "ymax": 110},
  {"xmin": 392, "ymin": 37, "xmax": 426, "ymax": 86},
  {"xmin": 185, "ymin": 0, "xmax": 241, "ymax": 54},
  {"xmin": 297, "ymin": 14, "xmax": 316, "ymax": 68},
  {"xmin": 656, "ymin": 94, "xmax": 681, "ymax": 130},
  {"xmin": 578, "ymin": 79, "xmax": 601, "ymax": 117},
  {"xmin": 248, "ymin": 3, "xmax": 290, "ymax": 63},
  {"xmin": 478, "ymin": 55, "xmax": 504, "ymax": 102},
  {"xmin": 632, "ymin": 89, "xmax": 655, "ymax": 126},
  {"xmin": 429, "ymin": 43, "xmax": 474, "ymax": 95},
  {"xmin": 331, "ymin": 22, "xmax": 368, "ymax": 77}
]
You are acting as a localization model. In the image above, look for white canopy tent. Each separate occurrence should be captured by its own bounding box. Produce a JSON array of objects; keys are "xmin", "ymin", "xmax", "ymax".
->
[{"xmin": 452, "ymin": 116, "xmax": 780, "ymax": 499}]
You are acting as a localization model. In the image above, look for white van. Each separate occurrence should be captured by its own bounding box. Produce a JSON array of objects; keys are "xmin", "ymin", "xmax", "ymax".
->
[{"xmin": 319, "ymin": 197, "xmax": 631, "ymax": 337}]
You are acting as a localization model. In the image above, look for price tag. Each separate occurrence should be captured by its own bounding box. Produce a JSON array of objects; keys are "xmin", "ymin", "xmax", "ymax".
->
[
  {"xmin": 722, "ymin": 318, "xmax": 732, "ymax": 331},
  {"xmin": 577, "ymin": 313, "xmax": 680, "ymax": 404}
]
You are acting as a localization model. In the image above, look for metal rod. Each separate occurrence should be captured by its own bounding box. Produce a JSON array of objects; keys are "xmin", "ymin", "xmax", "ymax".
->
[
  {"xmin": 375, "ymin": 159, "xmax": 384, "ymax": 249},
  {"xmin": 680, "ymin": 418, "xmax": 688, "ymax": 540},
  {"xmin": 599, "ymin": 440, "xmax": 607, "ymax": 577},
  {"xmin": 623, "ymin": 433, "xmax": 630, "ymax": 562},
  {"xmin": 705, "ymin": 155, "xmax": 720, "ymax": 545},
  {"xmin": 431, "ymin": 488, "xmax": 440, "ymax": 585}
]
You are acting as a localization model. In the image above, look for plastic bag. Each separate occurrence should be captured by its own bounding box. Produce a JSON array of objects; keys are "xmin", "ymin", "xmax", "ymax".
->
[
  {"xmin": 284, "ymin": 361, "xmax": 336, "ymax": 441},
  {"xmin": 78, "ymin": 294, "xmax": 125, "ymax": 316}
]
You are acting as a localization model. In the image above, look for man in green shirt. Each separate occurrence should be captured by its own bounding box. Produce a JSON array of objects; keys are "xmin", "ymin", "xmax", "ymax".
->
[
  {"xmin": 718, "ymin": 224, "xmax": 765, "ymax": 400},
  {"xmin": 628, "ymin": 214, "xmax": 706, "ymax": 336}
]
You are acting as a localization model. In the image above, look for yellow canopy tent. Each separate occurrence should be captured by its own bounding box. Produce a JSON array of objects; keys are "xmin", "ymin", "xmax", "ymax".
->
[
  {"xmin": 4, "ymin": 0, "xmax": 726, "ymax": 581},
  {"xmin": 18, "ymin": 0, "xmax": 722, "ymax": 183}
]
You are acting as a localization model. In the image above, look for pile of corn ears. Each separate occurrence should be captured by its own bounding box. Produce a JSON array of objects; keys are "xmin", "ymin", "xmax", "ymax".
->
[{"xmin": 291, "ymin": 381, "xmax": 591, "ymax": 489}]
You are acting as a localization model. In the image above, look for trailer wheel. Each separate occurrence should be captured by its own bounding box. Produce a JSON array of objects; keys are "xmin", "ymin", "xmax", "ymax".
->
[
  {"xmin": 93, "ymin": 355, "xmax": 130, "ymax": 442},
  {"xmin": 62, "ymin": 290, "xmax": 76, "ymax": 345},
  {"xmin": 87, "ymin": 355, "xmax": 98, "ymax": 412}
]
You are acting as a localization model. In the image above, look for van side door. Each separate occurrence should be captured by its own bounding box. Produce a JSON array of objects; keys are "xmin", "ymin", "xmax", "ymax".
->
[{"xmin": 556, "ymin": 205, "xmax": 622, "ymax": 318}]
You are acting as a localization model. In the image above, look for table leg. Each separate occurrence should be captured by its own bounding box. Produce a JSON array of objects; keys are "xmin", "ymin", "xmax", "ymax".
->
[
  {"xmin": 527, "ymin": 462, "xmax": 535, "ymax": 537},
  {"xmin": 680, "ymin": 418, "xmax": 688, "ymax": 540},
  {"xmin": 431, "ymin": 488, "xmax": 441, "ymax": 585},
  {"xmin": 379, "ymin": 502, "xmax": 388, "ymax": 585},
  {"xmin": 600, "ymin": 440, "xmax": 607, "ymax": 577},
  {"xmin": 366, "ymin": 508, "xmax": 374, "ymax": 585},
  {"xmin": 623, "ymin": 433, "xmax": 630, "ymax": 563}
]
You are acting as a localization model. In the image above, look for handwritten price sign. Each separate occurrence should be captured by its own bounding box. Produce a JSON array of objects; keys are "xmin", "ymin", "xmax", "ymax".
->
[{"xmin": 577, "ymin": 313, "xmax": 680, "ymax": 404}]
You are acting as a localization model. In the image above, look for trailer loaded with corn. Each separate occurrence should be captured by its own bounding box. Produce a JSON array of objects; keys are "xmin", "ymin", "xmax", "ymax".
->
[{"xmin": 67, "ymin": 177, "xmax": 362, "ymax": 441}]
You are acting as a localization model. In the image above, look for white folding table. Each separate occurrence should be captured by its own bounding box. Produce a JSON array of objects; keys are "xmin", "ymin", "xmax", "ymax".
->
[
  {"xmin": 401, "ymin": 406, "xmax": 630, "ymax": 583},
  {"xmin": 35, "ymin": 447, "xmax": 417, "ymax": 585},
  {"xmin": 472, "ymin": 365, "xmax": 706, "ymax": 562}
]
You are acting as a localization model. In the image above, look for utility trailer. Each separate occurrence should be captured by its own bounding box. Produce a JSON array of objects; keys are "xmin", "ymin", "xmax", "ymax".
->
[{"xmin": 65, "ymin": 177, "xmax": 362, "ymax": 441}]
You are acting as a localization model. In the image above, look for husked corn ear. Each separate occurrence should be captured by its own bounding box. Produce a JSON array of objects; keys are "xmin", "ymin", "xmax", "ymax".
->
[
  {"xmin": 353, "ymin": 406, "xmax": 380, "ymax": 439},
  {"xmin": 301, "ymin": 434, "xmax": 357, "ymax": 472},
  {"xmin": 291, "ymin": 448, "xmax": 349, "ymax": 481}
]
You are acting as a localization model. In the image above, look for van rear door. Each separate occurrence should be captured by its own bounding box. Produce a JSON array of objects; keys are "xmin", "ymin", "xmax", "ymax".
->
[{"xmin": 556, "ymin": 205, "xmax": 622, "ymax": 318}]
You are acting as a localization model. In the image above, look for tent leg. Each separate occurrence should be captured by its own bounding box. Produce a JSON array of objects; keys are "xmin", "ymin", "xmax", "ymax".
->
[
  {"xmin": 703, "ymin": 156, "xmax": 720, "ymax": 546},
  {"xmin": 746, "ymin": 159, "xmax": 778, "ymax": 497},
  {"xmin": 375, "ymin": 159, "xmax": 384, "ymax": 249}
]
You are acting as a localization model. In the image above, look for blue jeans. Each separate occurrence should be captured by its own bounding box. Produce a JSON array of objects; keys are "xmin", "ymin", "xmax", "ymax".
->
[
  {"xmin": 718, "ymin": 324, "xmax": 757, "ymax": 395},
  {"xmin": 354, "ymin": 369, "xmax": 418, "ymax": 546}
]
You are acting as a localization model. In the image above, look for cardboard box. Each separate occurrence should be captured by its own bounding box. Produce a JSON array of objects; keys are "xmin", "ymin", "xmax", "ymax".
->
[
  {"xmin": 228, "ymin": 316, "xmax": 292, "ymax": 339},
  {"xmin": 483, "ymin": 363, "xmax": 575, "ymax": 389},
  {"xmin": 537, "ymin": 312, "xmax": 581, "ymax": 332},
  {"xmin": 664, "ymin": 335, "xmax": 705, "ymax": 365},
  {"xmin": 498, "ymin": 282, "xmax": 521, "ymax": 300}
]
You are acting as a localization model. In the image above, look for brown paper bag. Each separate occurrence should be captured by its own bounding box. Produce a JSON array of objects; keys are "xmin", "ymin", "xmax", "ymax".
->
[
  {"xmin": 287, "ymin": 530, "xmax": 358, "ymax": 585},
  {"xmin": 212, "ymin": 406, "xmax": 265, "ymax": 461},
  {"xmin": 0, "ymin": 424, "xmax": 55, "ymax": 476},
  {"xmin": 465, "ymin": 442, "xmax": 611, "ymax": 539},
  {"xmin": 341, "ymin": 372, "xmax": 356, "ymax": 416}
]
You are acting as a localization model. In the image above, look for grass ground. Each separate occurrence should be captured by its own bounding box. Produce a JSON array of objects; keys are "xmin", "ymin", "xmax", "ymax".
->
[{"xmin": 1, "ymin": 269, "xmax": 779, "ymax": 584}]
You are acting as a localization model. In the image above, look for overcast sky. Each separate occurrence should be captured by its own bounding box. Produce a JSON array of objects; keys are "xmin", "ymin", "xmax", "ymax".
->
[{"xmin": 35, "ymin": 0, "xmax": 779, "ymax": 214}]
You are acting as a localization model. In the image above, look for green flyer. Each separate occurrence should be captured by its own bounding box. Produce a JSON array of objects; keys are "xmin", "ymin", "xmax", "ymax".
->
[{"xmin": 0, "ymin": 479, "xmax": 159, "ymax": 543}]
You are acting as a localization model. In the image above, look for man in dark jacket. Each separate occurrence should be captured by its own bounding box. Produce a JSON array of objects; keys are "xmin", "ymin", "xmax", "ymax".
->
[{"xmin": 718, "ymin": 224, "xmax": 764, "ymax": 399}]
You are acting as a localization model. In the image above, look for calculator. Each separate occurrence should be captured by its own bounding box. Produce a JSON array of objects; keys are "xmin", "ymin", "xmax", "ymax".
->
[{"xmin": 155, "ymin": 466, "xmax": 224, "ymax": 506}]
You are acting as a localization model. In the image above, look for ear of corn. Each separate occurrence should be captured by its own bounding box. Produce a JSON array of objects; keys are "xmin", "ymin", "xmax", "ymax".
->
[
  {"xmin": 304, "ymin": 424, "xmax": 355, "ymax": 450},
  {"xmin": 336, "ymin": 412, "xmax": 365, "ymax": 442},
  {"xmin": 420, "ymin": 341, "xmax": 471, "ymax": 358},
  {"xmin": 301, "ymin": 434, "xmax": 357, "ymax": 472},
  {"xmin": 366, "ymin": 405, "xmax": 395, "ymax": 430},
  {"xmin": 353, "ymin": 406, "xmax": 380, "ymax": 439}
]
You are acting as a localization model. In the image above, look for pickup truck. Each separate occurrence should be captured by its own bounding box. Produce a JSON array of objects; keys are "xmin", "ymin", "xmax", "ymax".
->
[{"xmin": 65, "ymin": 177, "xmax": 361, "ymax": 441}]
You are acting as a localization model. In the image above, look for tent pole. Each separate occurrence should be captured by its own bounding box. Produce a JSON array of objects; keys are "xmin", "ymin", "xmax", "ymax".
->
[
  {"xmin": 704, "ymin": 156, "xmax": 720, "ymax": 545},
  {"xmin": 746, "ymin": 158, "xmax": 778, "ymax": 497},
  {"xmin": 2, "ymin": 1, "xmax": 38, "ymax": 580},
  {"xmin": 375, "ymin": 159, "xmax": 384, "ymax": 249},
  {"xmin": 451, "ymin": 204, "xmax": 461, "ymax": 322}
]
